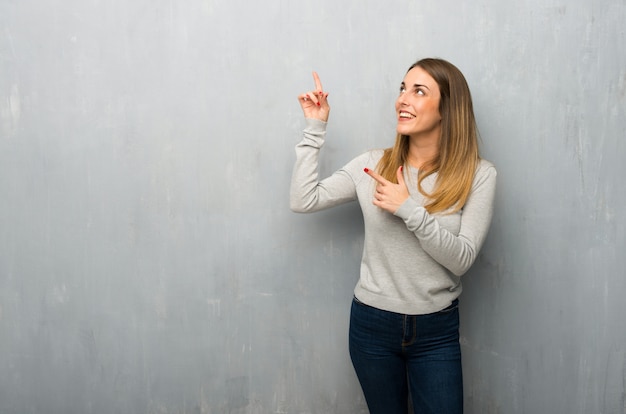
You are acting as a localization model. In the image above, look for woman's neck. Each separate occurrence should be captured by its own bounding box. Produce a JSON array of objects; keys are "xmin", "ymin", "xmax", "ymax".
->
[{"xmin": 407, "ymin": 134, "xmax": 439, "ymax": 169}]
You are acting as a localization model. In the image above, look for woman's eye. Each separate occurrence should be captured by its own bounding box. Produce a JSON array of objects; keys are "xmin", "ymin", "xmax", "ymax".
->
[
  {"xmin": 399, "ymin": 86, "xmax": 406, "ymax": 94},
  {"xmin": 416, "ymin": 89, "xmax": 425, "ymax": 95}
]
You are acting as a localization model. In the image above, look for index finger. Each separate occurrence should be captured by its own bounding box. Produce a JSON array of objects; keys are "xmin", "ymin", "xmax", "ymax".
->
[
  {"xmin": 364, "ymin": 168, "xmax": 388, "ymax": 185},
  {"xmin": 312, "ymin": 71, "xmax": 323, "ymax": 91}
]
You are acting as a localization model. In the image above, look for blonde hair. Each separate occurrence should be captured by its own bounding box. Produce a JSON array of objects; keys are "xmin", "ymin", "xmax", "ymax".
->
[{"xmin": 377, "ymin": 58, "xmax": 480, "ymax": 214}]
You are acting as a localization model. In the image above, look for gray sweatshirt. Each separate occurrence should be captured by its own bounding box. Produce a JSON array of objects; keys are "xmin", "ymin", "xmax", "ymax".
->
[{"xmin": 290, "ymin": 118, "xmax": 497, "ymax": 315}]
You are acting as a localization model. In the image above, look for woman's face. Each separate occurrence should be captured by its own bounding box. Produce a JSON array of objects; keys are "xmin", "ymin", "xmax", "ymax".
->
[{"xmin": 395, "ymin": 66, "xmax": 442, "ymax": 140}]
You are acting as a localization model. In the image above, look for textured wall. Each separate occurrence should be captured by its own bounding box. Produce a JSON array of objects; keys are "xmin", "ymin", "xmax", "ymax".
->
[{"xmin": 0, "ymin": 0, "xmax": 624, "ymax": 413}]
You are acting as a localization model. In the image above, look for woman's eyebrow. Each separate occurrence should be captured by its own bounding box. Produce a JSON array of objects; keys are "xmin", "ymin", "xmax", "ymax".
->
[
  {"xmin": 401, "ymin": 81, "xmax": 431, "ymax": 90},
  {"xmin": 400, "ymin": 82, "xmax": 431, "ymax": 91}
]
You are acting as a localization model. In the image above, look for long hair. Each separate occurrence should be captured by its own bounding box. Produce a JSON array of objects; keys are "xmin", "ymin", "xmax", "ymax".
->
[{"xmin": 376, "ymin": 58, "xmax": 480, "ymax": 214}]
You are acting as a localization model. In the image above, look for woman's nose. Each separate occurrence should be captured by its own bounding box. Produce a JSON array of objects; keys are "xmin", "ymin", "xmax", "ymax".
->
[{"xmin": 397, "ymin": 92, "xmax": 408, "ymax": 106}]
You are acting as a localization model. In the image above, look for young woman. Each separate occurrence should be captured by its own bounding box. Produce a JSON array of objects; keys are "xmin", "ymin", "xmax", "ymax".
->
[{"xmin": 290, "ymin": 58, "xmax": 496, "ymax": 414}]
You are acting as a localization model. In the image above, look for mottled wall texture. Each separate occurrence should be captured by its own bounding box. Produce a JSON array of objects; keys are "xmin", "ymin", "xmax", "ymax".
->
[{"xmin": 1, "ymin": 0, "xmax": 625, "ymax": 413}]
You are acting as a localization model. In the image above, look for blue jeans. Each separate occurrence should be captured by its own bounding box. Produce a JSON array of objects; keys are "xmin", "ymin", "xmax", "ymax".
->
[{"xmin": 349, "ymin": 297, "xmax": 463, "ymax": 414}]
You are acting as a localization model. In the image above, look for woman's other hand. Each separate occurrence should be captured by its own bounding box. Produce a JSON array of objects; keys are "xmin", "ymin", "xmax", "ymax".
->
[
  {"xmin": 364, "ymin": 166, "xmax": 410, "ymax": 214},
  {"xmin": 297, "ymin": 71, "xmax": 330, "ymax": 122}
]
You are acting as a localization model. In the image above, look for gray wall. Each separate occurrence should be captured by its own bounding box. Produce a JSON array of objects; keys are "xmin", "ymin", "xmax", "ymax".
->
[{"xmin": 1, "ymin": 0, "xmax": 624, "ymax": 413}]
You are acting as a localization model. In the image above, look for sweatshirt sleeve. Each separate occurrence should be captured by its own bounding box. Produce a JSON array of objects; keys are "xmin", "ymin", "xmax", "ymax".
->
[
  {"xmin": 394, "ymin": 163, "xmax": 497, "ymax": 276},
  {"xmin": 289, "ymin": 118, "xmax": 358, "ymax": 213}
]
